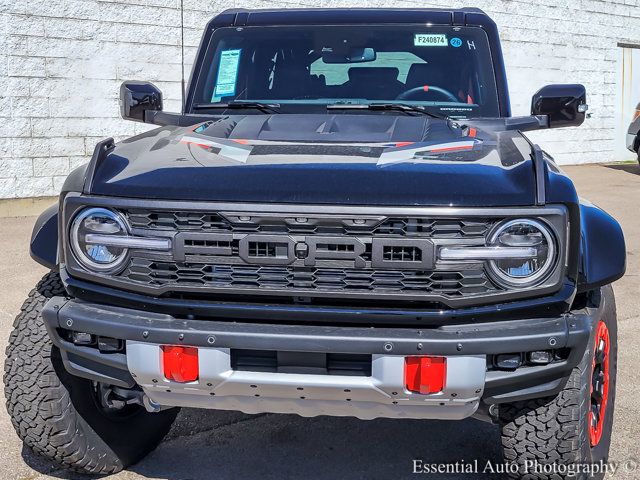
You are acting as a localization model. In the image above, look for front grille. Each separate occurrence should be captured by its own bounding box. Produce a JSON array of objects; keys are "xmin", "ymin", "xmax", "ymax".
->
[
  {"xmin": 63, "ymin": 198, "xmax": 569, "ymax": 309},
  {"xmin": 112, "ymin": 208, "xmax": 502, "ymax": 302}
]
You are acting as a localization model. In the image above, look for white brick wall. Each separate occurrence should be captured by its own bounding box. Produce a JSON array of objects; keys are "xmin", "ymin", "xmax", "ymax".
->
[{"xmin": 1, "ymin": 0, "xmax": 639, "ymax": 199}]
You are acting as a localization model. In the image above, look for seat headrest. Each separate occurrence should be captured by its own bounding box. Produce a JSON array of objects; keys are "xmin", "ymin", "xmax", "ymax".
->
[{"xmin": 405, "ymin": 63, "xmax": 450, "ymax": 89}]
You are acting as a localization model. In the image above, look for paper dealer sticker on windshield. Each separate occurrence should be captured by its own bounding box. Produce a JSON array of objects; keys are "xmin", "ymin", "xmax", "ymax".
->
[
  {"xmin": 213, "ymin": 49, "xmax": 241, "ymax": 99},
  {"xmin": 414, "ymin": 34, "xmax": 448, "ymax": 47}
]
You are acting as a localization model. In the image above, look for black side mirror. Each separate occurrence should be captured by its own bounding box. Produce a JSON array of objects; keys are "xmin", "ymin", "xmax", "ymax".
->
[
  {"xmin": 531, "ymin": 84, "xmax": 588, "ymax": 128},
  {"xmin": 120, "ymin": 81, "xmax": 163, "ymax": 123}
]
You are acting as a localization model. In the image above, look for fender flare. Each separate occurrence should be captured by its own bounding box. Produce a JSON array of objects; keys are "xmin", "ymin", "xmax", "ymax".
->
[
  {"xmin": 29, "ymin": 135, "xmax": 119, "ymax": 270},
  {"xmin": 577, "ymin": 200, "xmax": 626, "ymax": 292},
  {"xmin": 30, "ymin": 204, "xmax": 59, "ymax": 270}
]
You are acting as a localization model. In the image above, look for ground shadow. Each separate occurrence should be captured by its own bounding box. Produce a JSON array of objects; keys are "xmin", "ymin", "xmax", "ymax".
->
[
  {"xmin": 21, "ymin": 408, "xmax": 507, "ymax": 480},
  {"xmin": 604, "ymin": 163, "xmax": 640, "ymax": 176},
  {"xmin": 130, "ymin": 409, "xmax": 506, "ymax": 480}
]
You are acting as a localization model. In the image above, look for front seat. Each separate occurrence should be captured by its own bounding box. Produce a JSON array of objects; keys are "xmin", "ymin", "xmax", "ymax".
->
[{"xmin": 344, "ymin": 67, "xmax": 404, "ymax": 100}]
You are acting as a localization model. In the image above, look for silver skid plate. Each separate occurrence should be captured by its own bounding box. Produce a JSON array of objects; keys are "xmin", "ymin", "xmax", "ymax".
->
[{"xmin": 127, "ymin": 341, "xmax": 486, "ymax": 420}]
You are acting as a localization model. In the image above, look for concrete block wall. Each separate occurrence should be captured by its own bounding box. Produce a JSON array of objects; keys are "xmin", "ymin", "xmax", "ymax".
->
[{"xmin": 1, "ymin": 0, "xmax": 639, "ymax": 198}]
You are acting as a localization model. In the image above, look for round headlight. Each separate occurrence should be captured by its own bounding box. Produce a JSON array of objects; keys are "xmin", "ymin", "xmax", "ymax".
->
[
  {"xmin": 487, "ymin": 219, "xmax": 556, "ymax": 287},
  {"xmin": 70, "ymin": 208, "xmax": 129, "ymax": 272}
]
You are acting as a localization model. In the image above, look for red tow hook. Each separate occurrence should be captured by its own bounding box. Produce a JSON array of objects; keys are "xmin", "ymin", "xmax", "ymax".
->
[
  {"xmin": 162, "ymin": 346, "xmax": 199, "ymax": 383},
  {"xmin": 404, "ymin": 356, "xmax": 447, "ymax": 394}
]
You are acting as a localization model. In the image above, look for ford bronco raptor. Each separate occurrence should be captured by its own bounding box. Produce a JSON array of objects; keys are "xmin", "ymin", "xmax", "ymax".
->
[{"xmin": 4, "ymin": 8, "xmax": 625, "ymax": 479}]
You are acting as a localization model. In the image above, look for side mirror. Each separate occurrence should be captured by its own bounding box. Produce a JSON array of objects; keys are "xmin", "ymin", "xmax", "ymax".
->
[
  {"xmin": 531, "ymin": 84, "xmax": 588, "ymax": 128},
  {"xmin": 120, "ymin": 81, "xmax": 163, "ymax": 123}
]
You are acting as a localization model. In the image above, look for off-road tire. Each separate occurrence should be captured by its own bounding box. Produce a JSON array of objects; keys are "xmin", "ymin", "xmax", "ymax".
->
[
  {"xmin": 4, "ymin": 271, "xmax": 179, "ymax": 475},
  {"xmin": 498, "ymin": 285, "xmax": 617, "ymax": 480}
]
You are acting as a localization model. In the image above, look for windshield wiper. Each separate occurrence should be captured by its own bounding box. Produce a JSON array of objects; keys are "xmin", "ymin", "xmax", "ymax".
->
[
  {"xmin": 193, "ymin": 101, "xmax": 281, "ymax": 114},
  {"xmin": 327, "ymin": 102, "xmax": 449, "ymax": 120}
]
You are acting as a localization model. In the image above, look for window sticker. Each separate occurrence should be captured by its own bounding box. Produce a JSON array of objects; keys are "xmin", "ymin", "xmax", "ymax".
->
[
  {"xmin": 213, "ymin": 49, "xmax": 241, "ymax": 99},
  {"xmin": 450, "ymin": 37, "xmax": 463, "ymax": 48},
  {"xmin": 414, "ymin": 34, "xmax": 448, "ymax": 47}
]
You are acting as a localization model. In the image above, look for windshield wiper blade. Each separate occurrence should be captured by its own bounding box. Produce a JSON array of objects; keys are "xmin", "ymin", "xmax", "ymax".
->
[
  {"xmin": 327, "ymin": 102, "xmax": 449, "ymax": 120},
  {"xmin": 370, "ymin": 103, "xmax": 450, "ymax": 120},
  {"xmin": 193, "ymin": 101, "xmax": 281, "ymax": 114}
]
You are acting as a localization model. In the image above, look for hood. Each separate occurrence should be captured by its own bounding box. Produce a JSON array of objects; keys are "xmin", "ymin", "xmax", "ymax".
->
[{"xmin": 90, "ymin": 114, "xmax": 537, "ymax": 207}]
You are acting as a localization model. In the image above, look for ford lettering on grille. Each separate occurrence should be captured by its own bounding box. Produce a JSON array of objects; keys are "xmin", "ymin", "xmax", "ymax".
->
[{"xmin": 173, "ymin": 232, "xmax": 435, "ymax": 270}]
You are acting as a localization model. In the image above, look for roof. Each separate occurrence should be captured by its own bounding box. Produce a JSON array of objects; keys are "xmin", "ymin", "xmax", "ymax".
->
[{"xmin": 208, "ymin": 7, "xmax": 493, "ymax": 29}]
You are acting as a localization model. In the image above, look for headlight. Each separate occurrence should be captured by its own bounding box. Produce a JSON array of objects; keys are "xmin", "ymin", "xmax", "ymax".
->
[
  {"xmin": 487, "ymin": 219, "xmax": 556, "ymax": 287},
  {"xmin": 70, "ymin": 208, "xmax": 129, "ymax": 272}
]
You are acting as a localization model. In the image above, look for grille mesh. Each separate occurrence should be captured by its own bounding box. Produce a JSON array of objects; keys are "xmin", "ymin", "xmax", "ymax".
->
[
  {"xmin": 122, "ymin": 259, "xmax": 495, "ymax": 297},
  {"xmin": 127, "ymin": 210, "xmax": 491, "ymax": 238}
]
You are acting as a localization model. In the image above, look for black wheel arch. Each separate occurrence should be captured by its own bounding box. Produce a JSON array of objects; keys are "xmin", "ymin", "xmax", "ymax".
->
[
  {"xmin": 30, "ymin": 163, "xmax": 89, "ymax": 270},
  {"xmin": 577, "ymin": 200, "xmax": 626, "ymax": 293},
  {"xmin": 30, "ymin": 203, "xmax": 58, "ymax": 270}
]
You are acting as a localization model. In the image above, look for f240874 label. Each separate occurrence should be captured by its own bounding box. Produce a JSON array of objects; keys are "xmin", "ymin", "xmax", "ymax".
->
[{"xmin": 414, "ymin": 34, "xmax": 448, "ymax": 47}]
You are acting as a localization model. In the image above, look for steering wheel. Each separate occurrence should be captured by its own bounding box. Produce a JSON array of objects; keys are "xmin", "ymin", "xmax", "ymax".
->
[{"xmin": 396, "ymin": 85, "xmax": 459, "ymax": 103}]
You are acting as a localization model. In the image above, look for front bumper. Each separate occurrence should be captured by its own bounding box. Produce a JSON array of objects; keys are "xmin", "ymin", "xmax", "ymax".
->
[{"xmin": 42, "ymin": 297, "xmax": 596, "ymax": 420}]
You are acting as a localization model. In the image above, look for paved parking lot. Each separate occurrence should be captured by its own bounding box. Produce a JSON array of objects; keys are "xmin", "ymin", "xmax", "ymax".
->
[{"xmin": 0, "ymin": 164, "xmax": 638, "ymax": 479}]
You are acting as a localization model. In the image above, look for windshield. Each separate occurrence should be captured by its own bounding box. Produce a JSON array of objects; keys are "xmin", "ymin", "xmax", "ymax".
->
[{"xmin": 192, "ymin": 25, "xmax": 500, "ymax": 118}]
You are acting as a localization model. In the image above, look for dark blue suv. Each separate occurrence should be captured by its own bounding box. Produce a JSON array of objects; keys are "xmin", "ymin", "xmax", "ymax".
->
[{"xmin": 5, "ymin": 8, "xmax": 625, "ymax": 480}]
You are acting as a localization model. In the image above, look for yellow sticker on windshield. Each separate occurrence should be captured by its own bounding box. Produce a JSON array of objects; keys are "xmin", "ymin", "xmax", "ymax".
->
[{"xmin": 414, "ymin": 34, "xmax": 448, "ymax": 47}]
